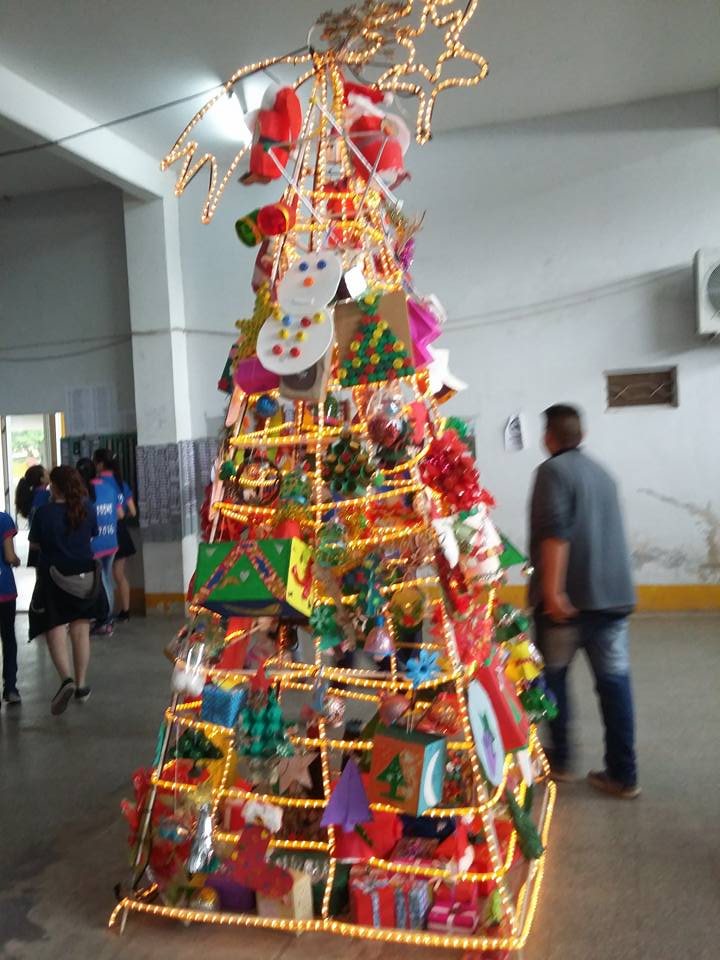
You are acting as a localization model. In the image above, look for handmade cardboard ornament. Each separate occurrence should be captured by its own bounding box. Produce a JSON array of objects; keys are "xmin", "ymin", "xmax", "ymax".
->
[
  {"xmin": 334, "ymin": 289, "xmax": 412, "ymax": 368},
  {"xmin": 241, "ymin": 85, "xmax": 302, "ymax": 186},
  {"xmin": 193, "ymin": 538, "xmax": 313, "ymax": 618},
  {"xmin": 257, "ymin": 250, "xmax": 341, "ymax": 377},
  {"xmin": 256, "ymin": 869, "xmax": 314, "ymax": 920},
  {"xmin": 225, "ymin": 825, "xmax": 294, "ymax": 897},
  {"xmin": 467, "ymin": 679, "xmax": 505, "ymax": 786},
  {"xmin": 367, "ymin": 724, "xmax": 446, "ymax": 816},
  {"xmin": 279, "ymin": 341, "xmax": 333, "ymax": 402},
  {"xmin": 474, "ymin": 653, "xmax": 530, "ymax": 752}
]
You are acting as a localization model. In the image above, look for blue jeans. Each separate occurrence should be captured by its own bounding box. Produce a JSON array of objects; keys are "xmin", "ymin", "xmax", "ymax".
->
[
  {"xmin": 534, "ymin": 615, "xmax": 637, "ymax": 786},
  {"xmin": 98, "ymin": 554, "xmax": 115, "ymax": 623}
]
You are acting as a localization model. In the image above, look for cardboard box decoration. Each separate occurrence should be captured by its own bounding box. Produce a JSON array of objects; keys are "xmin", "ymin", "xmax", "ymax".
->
[
  {"xmin": 474, "ymin": 654, "xmax": 530, "ymax": 753},
  {"xmin": 334, "ymin": 290, "xmax": 412, "ymax": 366},
  {"xmin": 367, "ymin": 724, "xmax": 446, "ymax": 816},
  {"xmin": 193, "ymin": 538, "xmax": 313, "ymax": 618},
  {"xmin": 256, "ymin": 868, "xmax": 314, "ymax": 920}
]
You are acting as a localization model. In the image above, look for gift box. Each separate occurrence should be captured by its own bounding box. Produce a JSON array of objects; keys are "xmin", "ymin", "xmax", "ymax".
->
[
  {"xmin": 334, "ymin": 793, "xmax": 402, "ymax": 861},
  {"xmin": 392, "ymin": 874, "xmax": 431, "ymax": 929},
  {"xmin": 201, "ymin": 683, "xmax": 246, "ymax": 728},
  {"xmin": 206, "ymin": 873, "xmax": 256, "ymax": 912},
  {"xmin": 349, "ymin": 865, "xmax": 396, "ymax": 928},
  {"xmin": 391, "ymin": 836, "xmax": 439, "ymax": 864},
  {"xmin": 427, "ymin": 900, "xmax": 480, "ymax": 933},
  {"xmin": 367, "ymin": 724, "xmax": 447, "ymax": 816},
  {"xmin": 193, "ymin": 538, "xmax": 313, "ymax": 618},
  {"xmin": 256, "ymin": 868, "xmax": 314, "ymax": 920},
  {"xmin": 400, "ymin": 814, "xmax": 456, "ymax": 841}
]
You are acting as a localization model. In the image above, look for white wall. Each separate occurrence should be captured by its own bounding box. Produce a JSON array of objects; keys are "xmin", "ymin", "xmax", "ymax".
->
[
  {"xmin": 176, "ymin": 89, "xmax": 720, "ymax": 584},
  {"xmin": 0, "ymin": 183, "xmax": 135, "ymax": 430}
]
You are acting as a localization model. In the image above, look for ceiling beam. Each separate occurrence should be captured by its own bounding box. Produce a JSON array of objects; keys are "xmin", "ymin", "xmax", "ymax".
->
[{"xmin": 0, "ymin": 63, "xmax": 167, "ymax": 199}]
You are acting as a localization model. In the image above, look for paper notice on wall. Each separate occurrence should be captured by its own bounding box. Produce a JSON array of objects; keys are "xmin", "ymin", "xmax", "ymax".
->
[
  {"xmin": 64, "ymin": 384, "xmax": 117, "ymax": 435},
  {"xmin": 504, "ymin": 414, "xmax": 525, "ymax": 453}
]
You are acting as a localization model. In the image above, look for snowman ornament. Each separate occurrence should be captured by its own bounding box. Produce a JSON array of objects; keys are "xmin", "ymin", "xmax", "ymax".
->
[{"xmin": 257, "ymin": 250, "xmax": 342, "ymax": 381}]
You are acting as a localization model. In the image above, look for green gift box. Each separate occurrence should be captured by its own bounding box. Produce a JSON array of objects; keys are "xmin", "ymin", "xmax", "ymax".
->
[{"xmin": 192, "ymin": 538, "xmax": 313, "ymax": 618}]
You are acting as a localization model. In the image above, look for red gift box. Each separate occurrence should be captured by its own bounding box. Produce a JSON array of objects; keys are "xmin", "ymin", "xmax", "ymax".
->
[
  {"xmin": 427, "ymin": 900, "xmax": 479, "ymax": 933},
  {"xmin": 391, "ymin": 836, "xmax": 439, "ymax": 864},
  {"xmin": 349, "ymin": 865, "xmax": 396, "ymax": 927},
  {"xmin": 335, "ymin": 807, "xmax": 403, "ymax": 860}
]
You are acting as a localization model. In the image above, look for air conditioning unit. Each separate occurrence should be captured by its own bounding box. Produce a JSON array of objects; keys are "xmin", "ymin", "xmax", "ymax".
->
[{"xmin": 693, "ymin": 249, "xmax": 720, "ymax": 337}]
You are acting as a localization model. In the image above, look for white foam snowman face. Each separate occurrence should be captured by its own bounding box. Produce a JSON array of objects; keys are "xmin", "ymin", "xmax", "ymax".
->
[{"xmin": 257, "ymin": 250, "xmax": 342, "ymax": 375}]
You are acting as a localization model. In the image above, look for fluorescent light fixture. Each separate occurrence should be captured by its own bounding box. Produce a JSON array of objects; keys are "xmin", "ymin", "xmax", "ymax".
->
[{"xmin": 213, "ymin": 90, "xmax": 252, "ymax": 144}]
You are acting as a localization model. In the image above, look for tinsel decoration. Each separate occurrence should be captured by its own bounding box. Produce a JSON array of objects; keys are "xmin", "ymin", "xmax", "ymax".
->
[
  {"xmin": 419, "ymin": 429, "xmax": 482, "ymax": 514},
  {"xmin": 234, "ymin": 283, "xmax": 281, "ymax": 359},
  {"xmin": 505, "ymin": 786, "xmax": 544, "ymax": 861}
]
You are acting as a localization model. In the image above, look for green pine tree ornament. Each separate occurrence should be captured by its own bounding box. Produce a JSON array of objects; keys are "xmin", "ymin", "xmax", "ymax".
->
[
  {"xmin": 238, "ymin": 690, "xmax": 293, "ymax": 759},
  {"xmin": 376, "ymin": 753, "xmax": 407, "ymax": 801},
  {"xmin": 310, "ymin": 603, "xmax": 345, "ymax": 650},
  {"xmin": 322, "ymin": 428, "xmax": 374, "ymax": 495},
  {"xmin": 338, "ymin": 314, "xmax": 414, "ymax": 386},
  {"xmin": 317, "ymin": 522, "xmax": 349, "ymax": 568},
  {"xmin": 505, "ymin": 785, "xmax": 544, "ymax": 860}
]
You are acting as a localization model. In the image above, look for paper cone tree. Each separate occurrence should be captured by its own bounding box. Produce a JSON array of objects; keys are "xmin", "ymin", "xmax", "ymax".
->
[{"xmin": 320, "ymin": 758, "xmax": 371, "ymax": 831}]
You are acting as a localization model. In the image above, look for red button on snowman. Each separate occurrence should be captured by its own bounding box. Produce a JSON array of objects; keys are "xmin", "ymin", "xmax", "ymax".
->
[{"xmin": 257, "ymin": 250, "xmax": 342, "ymax": 375}]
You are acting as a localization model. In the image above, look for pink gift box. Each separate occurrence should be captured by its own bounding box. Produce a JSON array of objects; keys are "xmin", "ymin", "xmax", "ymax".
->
[
  {"xmin": 427, "ymin": 900, "xmax": 480, "ymax": 933},
  {"xmin": 233, "ymin": 356, "xmax": 279, "ymax": 394}
]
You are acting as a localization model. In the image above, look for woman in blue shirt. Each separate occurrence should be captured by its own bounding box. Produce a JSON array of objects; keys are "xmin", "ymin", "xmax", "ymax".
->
[
  {"xmin": 29, "ymin": 466, "xmax": 108, "ymax": 715},
  {"xmin": 93, "ymin": 449, "xmax": 136, "ymax": 622},
  {"xmin": 0, "ymin": 511, "xmax": 21, "ymax": 706},
  {"xmin": 77, "ymin": 458, "xmax": 124, "ymax": 636}
]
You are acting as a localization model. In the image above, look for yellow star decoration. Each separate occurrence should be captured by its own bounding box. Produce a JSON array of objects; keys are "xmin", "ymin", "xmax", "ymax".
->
[
  {"xmin": 234, "ymin": 283, "xmax": 281, "ymax": 360},
  {"xmin": 376, "ymin": 0, "xmax": 488, "ymax": 143}
]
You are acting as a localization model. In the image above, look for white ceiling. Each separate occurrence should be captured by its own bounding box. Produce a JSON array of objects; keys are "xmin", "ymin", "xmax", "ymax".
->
[{"xmin": 1, "ymin": 0, "xmax": 719, "ymax": 190}]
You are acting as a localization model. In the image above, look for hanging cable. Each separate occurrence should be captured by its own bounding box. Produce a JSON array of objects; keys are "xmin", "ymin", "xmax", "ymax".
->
[{"xmin": 0, "ymin": 44, "xmax": 308, "ymax": 160}]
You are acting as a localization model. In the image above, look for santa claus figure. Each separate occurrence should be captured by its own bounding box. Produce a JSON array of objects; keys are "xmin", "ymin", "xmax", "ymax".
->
[
  {"xmin": 344, "ymin": 81, "xmax": 410, "ymax": 189},
  {"xmin": 242, "ymin": 85, "xmax": 303, "ymax": 185}
]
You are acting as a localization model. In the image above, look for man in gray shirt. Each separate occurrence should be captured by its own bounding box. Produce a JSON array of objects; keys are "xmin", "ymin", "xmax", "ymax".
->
[{"xmin": 529, "ymin": 404, "xmax": 639, "ymax": 798}]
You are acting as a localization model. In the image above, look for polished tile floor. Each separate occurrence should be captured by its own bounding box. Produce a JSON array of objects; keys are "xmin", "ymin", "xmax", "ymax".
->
[{"xmin": 1, "ymin": 613, "xmax": 718, "ymax": 960}]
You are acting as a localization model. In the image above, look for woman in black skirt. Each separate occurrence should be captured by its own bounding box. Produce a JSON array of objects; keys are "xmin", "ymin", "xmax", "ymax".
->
[{"xmin": 29, "ymin": 466, "xmax": 108, "ymax": 715}]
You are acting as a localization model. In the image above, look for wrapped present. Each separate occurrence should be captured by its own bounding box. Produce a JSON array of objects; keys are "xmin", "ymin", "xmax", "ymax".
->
[
  {"xmin": 206, "ymin": 873, "xmax": 256, "ymax": 913},
  {"xmin": 334, "ymin": 806, "xmax": 403, "ymax": 861},
  {"xmin": 257, "ymin": 868, "xmax": 314, "ymax": 920},
  {"xmin": 474, "ymin": 654, "xmax": 530, "ymax": 752},
  {"xmin": 391, "ymin": 836, "xmax": 439, "ymax": 864},
  {"xmin": 201, "ymin": 683, "xmax": 246, "ymax": 728},
  {"xmin": 392, "ymin": 874, "xmax": 431, "ymax": 929},
  {"xmin": 427, "ymin": 900, "xmax": 480, "ymax": 933},
  {"xmin": 400, "ymin": 814, "xmax": 456, "ymax": 841},
  {"xmin": 193, "ymin": 538, "xmax": 313, "ymax": 618},
  {"xmin": 349, "ymin": 865, "xmax": 395, "ymax": 928},
  {"xmin": 312, "ymin": 861, "xmax": 351, "ymax": 917},
  {"xmin": 367, "ymin": 724, "xmax": 446, "ymax": 816}
]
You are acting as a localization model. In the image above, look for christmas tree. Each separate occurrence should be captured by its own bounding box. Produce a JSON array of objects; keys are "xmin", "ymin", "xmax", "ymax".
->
[{"xmin": 112, "ymin": 3, "xmax": 556, "ymax": 953}]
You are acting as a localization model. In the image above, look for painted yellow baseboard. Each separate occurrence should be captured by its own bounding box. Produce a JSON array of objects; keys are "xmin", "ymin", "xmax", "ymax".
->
[
  {"xmin": 141, "ymin": 584, "xmax": 720, "ymax": 616},
  {"xmin": 499, "ymin": 584, "xmax": 720, "ymax": 612}
]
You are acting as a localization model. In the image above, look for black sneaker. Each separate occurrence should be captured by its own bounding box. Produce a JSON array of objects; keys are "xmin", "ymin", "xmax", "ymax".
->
[
  {"xmin": 51, "ymin": 678, "xmax": 76, "ymax": 715},
  {"xmin": 116, "ymin": 610, "xmax": 130, "ymax": 622},
  {"xmin": 3, "ymin": 688, "xmax": 21, "ymax": 705},
  {"xmin": 74, "ymin": 686, "xmax": 91, "ymax": 703}
]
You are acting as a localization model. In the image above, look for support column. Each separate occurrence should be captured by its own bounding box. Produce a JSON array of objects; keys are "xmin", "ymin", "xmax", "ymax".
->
[{"xmin": 123, "ymin": 195, "xmax": 198, "ymax": 612}]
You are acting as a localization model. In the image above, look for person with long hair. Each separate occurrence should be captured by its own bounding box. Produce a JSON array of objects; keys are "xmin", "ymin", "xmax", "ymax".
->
[
  {"xmin": 28, "ymin": 466, "xmax": 108, "ymax": 714},
  {"xmin": 92, "ymin": 448, "xmax": 136, "ymax": 621},
  {"xmin": 15, "ymin": 464, "xmax": 50, "ymax": 567},
  {"xmin": 77, "ymin": 457, "xmax": 123, "ymax": 635},
  {"xmin": 0, "ymin": 509, "xmax": 21, "ymax": 707}
]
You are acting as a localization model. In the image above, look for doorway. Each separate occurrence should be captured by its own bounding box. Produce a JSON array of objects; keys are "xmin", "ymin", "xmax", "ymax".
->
[{"xmin": 0, "ymin": 412, "xmax": 63, "ymax": 611}]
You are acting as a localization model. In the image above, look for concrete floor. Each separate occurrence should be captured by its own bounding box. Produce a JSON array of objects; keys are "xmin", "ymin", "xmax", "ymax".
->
[{"xmin": 1, "ymin": 613, "xmax": 719, "ymax": 960}]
